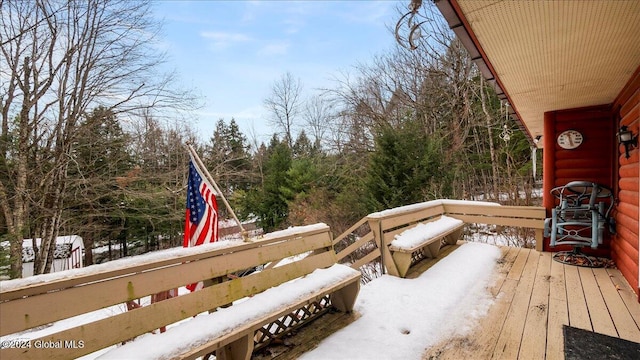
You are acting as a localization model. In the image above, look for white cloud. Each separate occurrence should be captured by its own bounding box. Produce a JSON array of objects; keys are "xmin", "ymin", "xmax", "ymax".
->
[
  {"xmin": 200, "ymin": 31, "xmax": 252, "ymax": 50},
  {"xmin": 282, "ymin": 18, "xmax": 304, "ymax": 35},
  {"xmin": 258, "ymin": 40, "xmax": 290, "ymax": 56},
  {"xmin": 200, "ymin": 32, "xmax": 251, "ymax": 42}
]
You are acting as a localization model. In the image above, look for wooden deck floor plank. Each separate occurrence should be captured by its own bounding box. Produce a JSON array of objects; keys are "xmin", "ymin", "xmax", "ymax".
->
[
  {"xmin": 452, "ymin": 246, "xmax": 522, "ymax": 358},
  {"xmin": 506, "ymin": 247, "xmax": 530, "ymax": 281},
  {"xmin": 421, "ymin": 246, "xmax": 640, "ymax": 360},
  {"xmin": 251, "ymin": 243, "xmax": 640, "ymax": 360},
  {"xmin": 492, "ymin": 249, "xmax": 538, "ymax": 359},
  {"xmin": 546, "ymin": 257, "xmax": 568, "ymax": 360},
  {"xmin": 578, "ymin": 266, "xmax": 617, "ymax": 337},
  {"xmin": 519, "ymin": 252, "xmax": 552, "ymax": 360},
  {"xmin": 607, "ymin": 268, "xmax": 640, "ymax": 328},
  {"xmin": 564, "ymin": 264, "xmax": 591, "ymax": 331},
  {"xmin": 421, "ymin": 248, "xmax": 520, "ymax": 360},
  {"xmin": 594, "ymin": 268, "xmax": 640, "ymax": 342},
  {"xmin": 447, "ymin": 279, "xmax": 520, "ymax": 360},
  {"xmin": 488, "ymin": 246, "xmax": 521, "ymax": 297}
]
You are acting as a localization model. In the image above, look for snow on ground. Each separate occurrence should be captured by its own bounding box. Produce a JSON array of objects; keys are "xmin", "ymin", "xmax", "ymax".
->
[{"xmin": 300, "ymin": 242, "xmax": 501, "ymax": 360}]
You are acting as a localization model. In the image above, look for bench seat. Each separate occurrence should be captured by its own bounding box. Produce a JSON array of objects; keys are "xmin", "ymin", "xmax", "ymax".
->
[
  {"xmin": 99, "ymin": 263, "xmax": 361, "ymax": 360},
  {"xmin": 388, "ymin": 216, "xmax": 464, "ymax": 277}
]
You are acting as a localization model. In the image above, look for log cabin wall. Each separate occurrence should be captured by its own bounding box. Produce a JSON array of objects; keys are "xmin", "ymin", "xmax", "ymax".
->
[
  {"xmin": 542, "ymin": 105, "xmax": 615, "ymax": 258},
  {"xmin": 613, "ymin": 68, "xmax": 640, "ymax": 299}
]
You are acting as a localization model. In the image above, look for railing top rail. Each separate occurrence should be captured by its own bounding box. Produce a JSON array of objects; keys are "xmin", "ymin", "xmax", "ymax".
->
[
  {"xmin": 0, "ymin": 223, "xmax": 330, "ymax": 300},
  {"xmin": 255, "ymin": 223, "xmax": 330, "ymax": 243},
  {"xmin": 445, "ymin": 204, "xmax": 546, "ymax": 218},
  {"xmin": 367, "ymin": 199, "xmax": 500, "ymax": 220}
]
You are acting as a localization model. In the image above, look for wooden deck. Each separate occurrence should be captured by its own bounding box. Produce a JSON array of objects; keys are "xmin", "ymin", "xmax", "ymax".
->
[
  {"xmin": 253, "ymin": 244, "xmax": 640, "ymax": 359},
  {"xmin": 423, "ymin": 246, "xmax": 640, "ymax": 359}
]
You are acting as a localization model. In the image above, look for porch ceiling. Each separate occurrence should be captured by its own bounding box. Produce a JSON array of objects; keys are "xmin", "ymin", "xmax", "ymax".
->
[{"xmin": 440, "ymin": 0, "xmax": 640, "ymax": 147}]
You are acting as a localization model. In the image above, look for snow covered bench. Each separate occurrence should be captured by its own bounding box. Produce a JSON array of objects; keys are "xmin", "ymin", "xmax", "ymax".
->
[
  {"xmin": 388, "ymin": 216, "xmax": 464, "ymax": 278},
  {"xmin": 99, "ymin": 263, "xmax": 360, "ymax": 360},
  {"xmin": 0, "ymin": 224, "xmax": 360, "ymax": 360}
]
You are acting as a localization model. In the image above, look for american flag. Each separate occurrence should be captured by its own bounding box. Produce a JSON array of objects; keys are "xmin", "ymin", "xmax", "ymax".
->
[{"xmin": 183, "ymin": 158, "xmax": 219, "ymax": 291}]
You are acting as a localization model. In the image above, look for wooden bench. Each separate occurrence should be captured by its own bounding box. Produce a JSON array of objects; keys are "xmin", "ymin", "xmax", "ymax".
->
[
  {"xmin": 0, "ymin": 224, "xmax": 361, "ymax": 360},
  {"xmin": 388, "ymin": 216, "xmax": 464, "ymax": 278},
  {"xmin": 99, "ymin": 264, "xmax": 359, "ymax": 360}
]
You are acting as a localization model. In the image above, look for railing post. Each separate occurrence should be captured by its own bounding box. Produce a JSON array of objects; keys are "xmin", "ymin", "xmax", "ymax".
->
[
  {"xmin": 368, "ymin": 218, "xmax": 385, "ymax": 274},
  {"xmin": 535, "ymin": 229, "xmax": 544, "ymax": 252}
]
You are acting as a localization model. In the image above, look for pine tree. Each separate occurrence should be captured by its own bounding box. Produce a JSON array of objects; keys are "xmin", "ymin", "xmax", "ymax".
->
[
  {"xmin": 67, "ymin": 107, "xmax": 133, "ymax": 264},
  {"xmin": 366, "ymin": 121, "xmax": 447, "ymax": 211},
  {"xmin": 237, "ymin": 137, "xmax": 292, "ymax": 232},
  {"xmin": 206, "ymin": 118, "xmax": 252, "ymax": 194}
]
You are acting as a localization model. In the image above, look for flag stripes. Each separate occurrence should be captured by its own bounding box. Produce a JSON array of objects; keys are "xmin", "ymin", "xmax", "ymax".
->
[{"xmin": 183, "ymin": 157, "xmax": 219, "ymax": 291}]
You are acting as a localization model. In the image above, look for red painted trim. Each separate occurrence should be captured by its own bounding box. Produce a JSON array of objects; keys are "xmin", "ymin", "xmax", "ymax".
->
[{"xmin": 542, "ymin": 112, "xmax": 556, "ymax": 211}]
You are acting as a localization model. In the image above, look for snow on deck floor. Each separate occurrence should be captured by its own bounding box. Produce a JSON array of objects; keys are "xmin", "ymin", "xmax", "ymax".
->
[{"xmin": 300, "ymin": 242, "xmax": 501, "ymax": 360}]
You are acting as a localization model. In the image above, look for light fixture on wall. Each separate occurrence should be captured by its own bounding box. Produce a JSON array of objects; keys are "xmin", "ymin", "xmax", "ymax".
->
[{"xmin": 618, "ymin": 125, "xmax": 638, "ymax": 159}]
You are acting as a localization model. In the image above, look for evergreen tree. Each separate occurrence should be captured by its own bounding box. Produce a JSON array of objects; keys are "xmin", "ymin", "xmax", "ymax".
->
[
  {"xmin": 366, "ymin": 121, "xmax": 446, "ymax": 211},
  {"xmin": 238, "ymin": 137, "xmax": 292, "ymax": 232},
  {"xmin": 292, "ymin": 130, "xmax": 318, "ymax": 158},
  {"xmin": 125, "ymin": 118, "xmax": 191, "ymax": 253},
  {"xmin": 66, "ymin": 107, "xmax": 134, "ymax": 264},
  {"xmin": 206, "ymin": 118, "xmax": 252, "ymax": 195}
]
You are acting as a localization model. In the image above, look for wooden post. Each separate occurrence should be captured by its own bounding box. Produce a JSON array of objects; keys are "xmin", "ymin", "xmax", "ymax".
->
[{"xmin": 187, "ymin": 144, "xmax": 249, "ymax": 241}]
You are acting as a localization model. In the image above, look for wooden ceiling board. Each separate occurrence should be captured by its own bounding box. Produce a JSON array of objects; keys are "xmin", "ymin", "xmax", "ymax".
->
[{"xmin": 456, "ymin": 0, "xmax": 640, "ymax": 146}]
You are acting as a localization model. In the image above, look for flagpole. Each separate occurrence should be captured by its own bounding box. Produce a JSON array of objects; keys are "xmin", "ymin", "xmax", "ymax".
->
[{"xmin": 186, "ymin": 143, "xmax": 250, "ymax": 242}]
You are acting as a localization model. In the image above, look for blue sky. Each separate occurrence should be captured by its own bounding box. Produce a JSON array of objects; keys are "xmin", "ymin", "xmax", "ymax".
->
[{"xmin": 153, "ymin": 0, "xmax": 403, "ymax": 143}]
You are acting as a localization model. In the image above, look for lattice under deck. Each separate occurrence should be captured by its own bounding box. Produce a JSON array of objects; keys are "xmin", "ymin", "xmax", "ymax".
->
[{"xmin": 253, "ymin": 294, "xmax": 332, "ymax": 351}]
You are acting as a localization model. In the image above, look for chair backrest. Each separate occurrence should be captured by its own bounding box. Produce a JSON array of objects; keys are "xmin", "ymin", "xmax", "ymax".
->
[{"xmin": 551, "ymin": 181, "xmax": 614, "ymax": 216}]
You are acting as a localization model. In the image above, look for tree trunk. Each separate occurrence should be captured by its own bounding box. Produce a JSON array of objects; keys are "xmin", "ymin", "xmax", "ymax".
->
[
  {"xmin": 8, "ymin": 56, "xmax": 33, "ymax": 278},
  {"xmin": 480, "ymin": 77, "xmax": 499, "ymax": 198}
]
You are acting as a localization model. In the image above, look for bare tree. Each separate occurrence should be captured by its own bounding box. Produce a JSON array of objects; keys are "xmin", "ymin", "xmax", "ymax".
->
[
  {"xmin": 264, "ymin": 72, "xmax": 303, "ymax": 148},
  {"xmin": 302, "ymin": 94, "xmax": 335, "ymax": 149},
  {"xmin": 0, "ymin": 0, "xmax": 196, "ymax": 277}
]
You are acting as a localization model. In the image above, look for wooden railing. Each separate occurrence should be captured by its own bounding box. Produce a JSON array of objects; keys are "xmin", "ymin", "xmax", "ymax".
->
[
  {"xmin": 0, "ymin": 200, "xmax": 545, "ymax": 359},
  {"xmin": 0, "ymin": 224, "xmax": 346, "ymax": 359},
  {"xmin": 334, "ymin": 200, "xmax": 546, "ymax": 277}
]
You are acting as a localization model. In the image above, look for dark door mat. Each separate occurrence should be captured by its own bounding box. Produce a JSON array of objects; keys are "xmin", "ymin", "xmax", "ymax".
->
[{"xmin": 564, "ymin": 325, "xmax": 640, "ymax": 360}]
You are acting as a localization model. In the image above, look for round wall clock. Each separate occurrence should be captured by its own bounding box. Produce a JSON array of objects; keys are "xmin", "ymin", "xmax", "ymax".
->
[{"xmin": 557, "ymin": 130, "xmax": 583, "ymax": 149}]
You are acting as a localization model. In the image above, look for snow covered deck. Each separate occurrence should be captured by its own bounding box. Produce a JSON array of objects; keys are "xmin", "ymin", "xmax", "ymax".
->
[
  {"xmin": 255, "ymin": 244, "xmax": 640, "ymax": 359},
  {"xmin": 425, "ymin": 246, "xmax": 640, "ymax": 359},
  {"xmin": 2, "ymin": 200, "xmax": 636, "ymax": 359}
]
